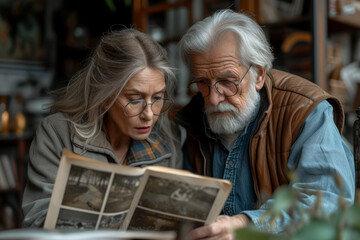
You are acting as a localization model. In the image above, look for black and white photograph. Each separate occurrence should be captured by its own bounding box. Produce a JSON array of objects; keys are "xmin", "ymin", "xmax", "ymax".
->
[
  {"xmin": 104, "ymin": 173, "xmax": 142, "ymax": 213},
  {"xmin": 61, "ymin": 165, "xmax": 111, "ymax": 212},
  {"xmin": 127, "ymin": 208, "xmax": 203, "ymax": 232},
  {"xmin": 98, "ymin": 213, "xmax": 127, "ymax": 229},
  {"xmin": 55, "ymin": 208, "xmax": 98, "ymax": 229},
  {"xmin": 43, "ymin": 150, "xmax": 231, "ymax": 231},
  {"xmin": 138, "ymin": 176, "xmax": 219, "ymax": 220}
]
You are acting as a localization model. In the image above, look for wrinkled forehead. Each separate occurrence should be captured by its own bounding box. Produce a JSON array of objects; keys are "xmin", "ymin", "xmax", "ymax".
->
[
  {"xmin": 191, "ymin": 32, "xmax": 240, "ymax": 68},
  {"xmin": 191, "ymin": 59, "xmax": 240, "ymax": 80},
  {"xmin": 190, "ymin": 37, "xmax": 242, "ymax": 79}
]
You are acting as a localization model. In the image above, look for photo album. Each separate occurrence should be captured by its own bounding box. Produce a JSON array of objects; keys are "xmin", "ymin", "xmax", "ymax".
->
[{"xmin": 44, "ymin": 149, "xmax": 232, "ymax": 233}]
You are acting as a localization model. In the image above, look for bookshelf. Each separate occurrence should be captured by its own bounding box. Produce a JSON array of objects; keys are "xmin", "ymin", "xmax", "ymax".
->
[
  {"xmin": 132, "ymin": 0, "xmax": 194, "ymax": 105},
  {"xmin": 241, "ymin": 0, "xmax": 359, "ymax": 91},
  {"xmin": 0, "ymin": 132, "xmax": 32, "ymax": 229}
]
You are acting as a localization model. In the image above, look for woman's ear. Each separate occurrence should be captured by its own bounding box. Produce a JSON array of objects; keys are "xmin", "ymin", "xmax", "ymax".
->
[{"xmin": 255, "ymin": 67, "xmax": 266, "ymax": 91}]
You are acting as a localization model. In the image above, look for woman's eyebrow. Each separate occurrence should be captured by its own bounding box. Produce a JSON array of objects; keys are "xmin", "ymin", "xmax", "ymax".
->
[
  {"xmin": 123, "ymin": 88, "xmax": 166, "ymax": 95},
  {"xmin": 122, "ymin": 89, "xmax": 141, "ymax": 95},
  {"xmin": 153, "ymin": 89, "xmax": 166, "ymax": 95}
]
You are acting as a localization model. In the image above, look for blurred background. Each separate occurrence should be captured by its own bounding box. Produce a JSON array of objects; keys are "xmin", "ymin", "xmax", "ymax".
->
[{"xmin": 0, "ymin": 0, "xmax": 359, "ymax": 230}]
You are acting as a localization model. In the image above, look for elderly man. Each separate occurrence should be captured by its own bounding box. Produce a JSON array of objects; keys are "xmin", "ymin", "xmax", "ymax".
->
[{"xmin": 174, "ymin": 9, "xmax": 355, "ymax": 239}]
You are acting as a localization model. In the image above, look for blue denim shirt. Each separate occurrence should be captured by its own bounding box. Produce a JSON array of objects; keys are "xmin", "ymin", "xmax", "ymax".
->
[
  {"xmin": 212, "ymin": 100, "xmax": 355, "ymax": 233},
  {"xmin": 212, "ymin": 103, "xmax": 260, "ymax": 216}
]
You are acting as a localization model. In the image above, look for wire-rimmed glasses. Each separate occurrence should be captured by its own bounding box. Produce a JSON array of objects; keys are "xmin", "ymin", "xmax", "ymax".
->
[
  {"xmin": 188, "ymin": 64, "xmax": 252, "ymax": 97},
  {"xmin": 117, "ymin": 98, "xmax": 172, "ymax": 117}
]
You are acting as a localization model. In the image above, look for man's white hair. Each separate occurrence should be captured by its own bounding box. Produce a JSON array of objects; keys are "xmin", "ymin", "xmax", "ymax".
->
[{"xmin": 179, "ymin": 9, "xmax": 274, "ymax": 73}]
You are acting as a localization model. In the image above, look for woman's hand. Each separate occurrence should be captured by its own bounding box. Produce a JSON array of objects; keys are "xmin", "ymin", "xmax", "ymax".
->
[{"xmin": 187, "ymin": 214, "xmax": 250, "ymax": 240}]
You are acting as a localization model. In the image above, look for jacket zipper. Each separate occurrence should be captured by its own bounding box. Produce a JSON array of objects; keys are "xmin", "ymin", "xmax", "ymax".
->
[
  {"xmin": 249, "ymin": 110, "xmax": 268, "ymax": 205},
  {"xmin": 249, "ymin": 136, "xmax": 261, "ymax": 205},
  {"xmin": 198, "ymin": 140, "xmax": 207, "ymax": 176}
]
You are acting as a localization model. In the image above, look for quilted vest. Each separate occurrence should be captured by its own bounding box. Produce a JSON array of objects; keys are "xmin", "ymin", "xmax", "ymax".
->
[
  {"xmin": 250, "ymin": 69, "xmax": 344, "ymax": 204},
  {"xmin": 178, "ymin": 69, "xmax": 344, "ymax": 205}
]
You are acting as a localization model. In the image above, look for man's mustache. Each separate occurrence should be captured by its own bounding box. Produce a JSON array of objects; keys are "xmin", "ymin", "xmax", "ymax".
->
[{"xmin": 205, "ymin": 102, "xmax": 239, "ymax": 115}]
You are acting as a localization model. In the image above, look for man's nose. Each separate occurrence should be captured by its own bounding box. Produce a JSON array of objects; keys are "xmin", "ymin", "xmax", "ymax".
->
[{"xmin": 207, "ymin": 86, "xmax": 225, "ymax": 106}]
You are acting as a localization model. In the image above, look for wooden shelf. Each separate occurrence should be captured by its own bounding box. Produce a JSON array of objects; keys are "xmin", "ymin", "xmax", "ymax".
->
[
  {"xmin": 263, "ymin": 16, "xmax": 310, "ymax": 29},
  {"xmin": 0, "ymin": 131, "xmax": 33, "ymax": 142},
  {"xmin": 329, "ymin": 11, "xmax": 360, "ymax": 32},
  {"xmin": 132, "ymin": 0, "xmax": 193, "ymax": 33},
  {"xmin": 0, "ymin": 130, "xmax": 33, "ymax": 229}
]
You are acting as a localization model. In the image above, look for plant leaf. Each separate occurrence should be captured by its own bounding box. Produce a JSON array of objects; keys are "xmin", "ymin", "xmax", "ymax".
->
[
  {"xmin": 342, "ymin": 228, "xmax": 360, "ymax": 240},
  {"xmin": 234, "ymin": 227, "xmax": 285, "ymax": 240},
  {"xmin": 292, "ymin": 218, "xmax": 337, "ymax": 240},
  {"xmin": 344, "ymin": 203, "xmax": 360, "ymax": 230},
  {"xmin": 105, "ymin": 0, "xmax": 117, "ymax": 12}
]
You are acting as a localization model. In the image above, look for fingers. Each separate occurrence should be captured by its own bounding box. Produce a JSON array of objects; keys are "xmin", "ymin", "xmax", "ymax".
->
[
  {"xmin": 185, "ymin": 214, "xmax": 250, "ymax": 240},
  {"xmin": 187, "ymin": 220, "xmax": 231, "ymax": 240},
  {"xmin": 188, "ymin": 224, "xmax": 215, "ymax": 239}
]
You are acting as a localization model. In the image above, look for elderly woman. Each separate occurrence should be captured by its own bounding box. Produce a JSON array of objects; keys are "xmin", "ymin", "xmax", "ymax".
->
[{"xmin": 22, "ymin": 28, "xmax": 182, "ymax": 227}]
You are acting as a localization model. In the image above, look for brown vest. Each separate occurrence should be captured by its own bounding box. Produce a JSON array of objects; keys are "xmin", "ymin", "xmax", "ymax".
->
[
  {"xmin": 250, "ymin": 69, "xmax": 344, "ymax": 204},
  {"xmin": 185, "ymin": 69, "xmax": 344, "ymax": 205}
]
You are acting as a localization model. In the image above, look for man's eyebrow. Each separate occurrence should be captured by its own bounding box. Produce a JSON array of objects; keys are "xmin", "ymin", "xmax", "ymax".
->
[
  {"xmin": 191, "ymin": 73, "xmax": 203, "ymax": 79},
  {"xmin": 217, "ymin": 71, "xmax": 237, "ymax": 79},
  {"xmin": 191, "ymin": 72, "xmax": 237, "ymax": 81}
]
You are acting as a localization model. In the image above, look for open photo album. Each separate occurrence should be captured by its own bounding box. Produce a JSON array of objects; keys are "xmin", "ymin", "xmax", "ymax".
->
[{"xmin": 44, "ymin": 149, "xmax": 232, "ymax": 233}]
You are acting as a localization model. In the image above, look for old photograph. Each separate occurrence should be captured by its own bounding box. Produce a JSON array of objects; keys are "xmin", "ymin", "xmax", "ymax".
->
[
  {"xmin": 99, "ymin": 213, "xmax": 127, "ymax": 229},
  {"xmin": 62, "ymin": 165, "xmax": 111, "ymax": 212},
  {"xmin": 44, "ymin": 150, "xmax": 231, "ymax": 230},
  {"xmin": 138, "ymin": 176, "xmax": 219, "ymax": 220},
  {"xmin": 127, "ymin": 207, "xmax": 203, "ymax": 232},
  {"xmin": 104, "ymin": 173, "xmax": 142, "ymax": 213},
  {"xmin": 55, "ymin": 208, "xmax": 99, "ymax": 229}
]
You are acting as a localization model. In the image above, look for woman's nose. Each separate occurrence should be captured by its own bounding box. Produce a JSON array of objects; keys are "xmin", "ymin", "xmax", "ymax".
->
[{"xmin": 139, "ymin": 103, "xmax": 154, "ymax": 120}]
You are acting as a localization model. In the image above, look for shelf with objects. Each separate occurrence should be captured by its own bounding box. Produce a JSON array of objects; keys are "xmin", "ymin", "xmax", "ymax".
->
[
  {"xmin": 0, "ymin": 0, "xmax": 57, "ymax": 229},
  {"xmin": 326, "ymin": 5, "xmax": 360, "ymax": 147},
  {"xmin": 0, "ymin": 95, "xmax": 34, "ymax": 229},
  {"xmin": 0, "ymin": 67, "xmax": 54, "ymax": 229},
  {"xmin": 240, "ymin": 0, "xmax": 360, "ymax": 147},
  {"xmin": 132, "ymin": 0, "xmax": 195, "ymax": 106},
  {"xmin": 0, "ymin": 133, "xmax": 33, "ymax": 230},
  {"xmin": 52, "ymin": 0, "xmax": 132, "ymax": 90},
  {"xmin": 0, "ymin": 62, "xmax": 57, "ymax": 231},
  {"xmin": 239, "ymin": 0, "xmax": 314, "ymax": 82},
  {"xmin": 327, "ymin": 10, "xmax": 360, "ymax": 114}
]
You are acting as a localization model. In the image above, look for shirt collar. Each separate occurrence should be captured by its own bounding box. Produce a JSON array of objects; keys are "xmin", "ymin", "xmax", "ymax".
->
[
  {"xmin": 73, "ymin": 127, "xmax": 171, "ymax": 164},
  {"xmin": 126, "ymin": 128, "xmax": 171, "ymax": 164}
]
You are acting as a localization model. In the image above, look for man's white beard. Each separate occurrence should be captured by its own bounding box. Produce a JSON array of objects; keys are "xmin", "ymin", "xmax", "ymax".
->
[{"xmin": 205, "ymin": 81, "xmax": 260, "ymax": 135}]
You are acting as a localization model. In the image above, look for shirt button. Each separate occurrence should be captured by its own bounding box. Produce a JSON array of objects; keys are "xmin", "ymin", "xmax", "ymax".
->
[
  {"xmin": 228, "ymin": 160, "xmax": 233, "ymax": 166},
  {"xmin": 224, "ymin": 206, "xmax": 233, "ymax": 215}
]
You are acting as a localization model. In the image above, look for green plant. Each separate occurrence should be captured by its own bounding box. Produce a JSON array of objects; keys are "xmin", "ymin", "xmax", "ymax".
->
[
  {"xmin": 234, "ymin": 174, "xmax": 360, "ymax": 240},
  {"xmin": 104, "ymin": 0, "xmax": 132, "ymax": 12}
]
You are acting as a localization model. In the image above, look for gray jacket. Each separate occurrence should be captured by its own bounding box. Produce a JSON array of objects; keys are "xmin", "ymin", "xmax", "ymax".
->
[{"xmin": 22, "ymin": 112, "xmax": 182, "ymax": 227}]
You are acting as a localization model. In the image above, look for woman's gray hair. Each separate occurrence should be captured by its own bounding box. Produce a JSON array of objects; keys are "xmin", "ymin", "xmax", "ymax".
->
[
  {"xmin": 179, "ymin": 9, "xmax": 274, "ymax": 75},
  {"xmin": 50, "ymin": 28, "xmax": 178, "ymax": 154}
]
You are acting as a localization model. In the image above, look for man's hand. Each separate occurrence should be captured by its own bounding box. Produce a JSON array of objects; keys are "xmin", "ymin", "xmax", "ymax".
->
[{"xmin": 188, "ymin": 214, "xmax": 250, "ymax": 240}]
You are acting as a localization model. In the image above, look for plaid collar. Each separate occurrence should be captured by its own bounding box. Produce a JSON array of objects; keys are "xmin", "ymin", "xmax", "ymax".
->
[
  {"xmin": 74, "ymin": 127, "xmax": 171, "ymax": 164},
  {"xmin": 126, "ymin": 128, "xmax": 171, "ymax": 165}
]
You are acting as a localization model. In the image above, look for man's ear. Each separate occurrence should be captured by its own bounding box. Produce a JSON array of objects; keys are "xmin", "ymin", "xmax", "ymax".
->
[
  {"xmin": 103, "ymin": 97, "xmax": 113, "ymax": 110},
  {"xmin": 255, "ymin": 67, "xmax": 266, "ymax": 91}
]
